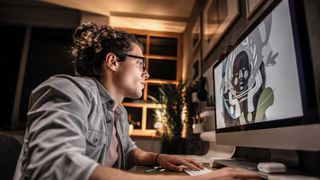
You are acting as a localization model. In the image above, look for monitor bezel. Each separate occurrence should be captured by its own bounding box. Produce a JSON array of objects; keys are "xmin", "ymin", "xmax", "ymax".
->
[{"xmin": 213, "ymin": 0, "xmax": 319, "ymax": 134}]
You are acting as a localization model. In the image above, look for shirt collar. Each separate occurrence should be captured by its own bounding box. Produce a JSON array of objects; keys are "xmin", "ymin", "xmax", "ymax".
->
[
  {"xmin": 90, "ymin": 78, "xmax": 126, "ymax": 114},
  {"xmin": 91, "ymin": 78, "xmax": 116, "ymax": 109},
  {"xmin": 114, "ymin": 106, "xmax": 123, "ymax": 116}
]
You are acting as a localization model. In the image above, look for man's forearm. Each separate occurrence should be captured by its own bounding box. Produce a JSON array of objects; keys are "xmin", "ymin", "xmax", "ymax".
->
[
  {"xmin": 89, "ymin": 165, "xmax": 188, "ymax": 180},
  {"xmin": 127, "ymin": 148, "xmax": 159, "ymax": 166}
]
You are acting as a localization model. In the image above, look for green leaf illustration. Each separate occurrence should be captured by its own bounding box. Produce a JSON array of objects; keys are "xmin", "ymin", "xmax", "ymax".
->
[{"xmin": 255, "ymin": 87, "xmax": 274, "ymax": 122}]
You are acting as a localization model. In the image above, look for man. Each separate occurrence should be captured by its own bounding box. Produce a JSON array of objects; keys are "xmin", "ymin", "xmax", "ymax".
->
[{"xmin": 14, "ymin": 22, "xmax": 259, "ymax": 180}]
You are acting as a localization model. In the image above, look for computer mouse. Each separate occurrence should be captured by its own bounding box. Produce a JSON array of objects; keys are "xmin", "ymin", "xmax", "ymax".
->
[{"xmin": 257, "ymin": 162, "xmax": 286, "ymax": 173}]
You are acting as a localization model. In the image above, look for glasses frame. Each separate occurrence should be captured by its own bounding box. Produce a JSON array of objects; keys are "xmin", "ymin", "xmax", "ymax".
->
[{"xmin": 126, "ymin": 54, "xmax": 147, "ymax": 71}]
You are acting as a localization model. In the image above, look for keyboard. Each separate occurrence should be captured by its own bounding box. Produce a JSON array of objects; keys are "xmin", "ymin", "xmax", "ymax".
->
[{"xmin": 184, "ymin": 167, "xmax": 213, "ymax": 176}]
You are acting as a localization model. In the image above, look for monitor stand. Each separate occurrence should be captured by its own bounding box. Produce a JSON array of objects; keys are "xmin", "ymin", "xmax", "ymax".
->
[
  {"xmin": 199, "ymin": 131, "xmax": 300, "ymax": 169},
  {"xmin": 204, "ymin": 142, "xmax": 236, "ymax": 159},
  {"xmin": 196, "ymin": 131, "xmax": 235, "ymax": 166}
]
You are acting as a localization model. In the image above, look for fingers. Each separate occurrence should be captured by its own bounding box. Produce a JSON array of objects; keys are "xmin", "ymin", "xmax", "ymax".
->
[
  {"xmin": 160, "ymin": 158, "xmax": 200, "ymax": 172},
  {"xmin": 180, "ymin": 158, "xmax": 204, "ymax": 170},
  {"xmin": 163, "ymin": 162, "xmax": 184, "ymax": 172},
  {"xmin": 158, "ymin": 155, "xmax": 205, "ymax": 172},
  {"xmin": 188, "ymin": 159, "xmax": 204, "ymax": 169}
]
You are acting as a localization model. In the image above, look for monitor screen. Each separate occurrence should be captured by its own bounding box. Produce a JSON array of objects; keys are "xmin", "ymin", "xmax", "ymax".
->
[{"xmin": 213, "ymin": 0, "xmax": 320, "ymax": 151}]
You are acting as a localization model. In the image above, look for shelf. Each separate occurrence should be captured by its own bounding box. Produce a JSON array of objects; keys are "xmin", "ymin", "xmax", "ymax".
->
[
  {"xmin": 200, "ymin": 131, "xmax": 216, "ymax": 142},
  {"xmin": 200, "ymin": 110, "xmax": 215, "ymax": 118},
  {"xmin": 130, "ymin": 129, "xmax": 158, "ymax": 138}
]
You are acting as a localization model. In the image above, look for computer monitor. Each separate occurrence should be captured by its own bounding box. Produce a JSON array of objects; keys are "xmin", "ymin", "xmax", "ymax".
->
[{"xmin": 213, "ymin": 0, "xmax": 320, "ymax": 151}]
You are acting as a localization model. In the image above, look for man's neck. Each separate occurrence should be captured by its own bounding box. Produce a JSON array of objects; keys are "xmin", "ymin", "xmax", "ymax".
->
[{"xmin": 99, "ymin": 77, "xmax": 124, "ymax": 110}]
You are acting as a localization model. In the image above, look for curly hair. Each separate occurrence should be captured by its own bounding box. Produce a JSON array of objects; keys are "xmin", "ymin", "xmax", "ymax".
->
[{"xmin": 70, "ymin": 22, "xmax": 143, "ymax": 79}]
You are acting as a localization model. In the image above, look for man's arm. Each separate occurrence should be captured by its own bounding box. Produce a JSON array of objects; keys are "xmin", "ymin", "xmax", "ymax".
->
[
  {"xmin": 127, "ymin": 148, "xmax": 158, "ymax": 166},
  {"xmin": 89, "ymin": 165, "xmax": 183, "ymax": 180},
  {"xmin": 89, "ymin": 165, "xmax": 260, "ymax": 180}
]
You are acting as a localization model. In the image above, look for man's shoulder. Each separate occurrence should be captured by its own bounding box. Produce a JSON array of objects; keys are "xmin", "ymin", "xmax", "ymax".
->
[
  {"xmin": 40, "ymin": 74, "xmax": 94, "ymax": 88},
  {"xmin": 33, "ymin": 74, "xmax": 98, "ymax": 98}
]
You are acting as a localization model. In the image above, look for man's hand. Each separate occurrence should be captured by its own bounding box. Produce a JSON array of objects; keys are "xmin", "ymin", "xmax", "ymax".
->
[
  {"xmin": 156, "ymin": 154, "xmax": 203, "ymax": 172},
  {"xmin": 199, "ymin": 167, "xmax": 261, "ymax": 180}
]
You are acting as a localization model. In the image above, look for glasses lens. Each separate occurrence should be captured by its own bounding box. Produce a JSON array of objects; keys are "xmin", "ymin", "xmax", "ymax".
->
[{"xmin": 126, "ymin": 54, "xmax": 146, "ymax": 71}]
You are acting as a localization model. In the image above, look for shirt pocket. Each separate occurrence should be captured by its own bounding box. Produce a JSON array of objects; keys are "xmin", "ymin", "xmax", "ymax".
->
[{"xmin": 86, "ymin": 129, "xmax": 107, "ymax": 148}]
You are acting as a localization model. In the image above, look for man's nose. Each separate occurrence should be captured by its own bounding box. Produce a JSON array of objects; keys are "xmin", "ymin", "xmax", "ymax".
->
[{"xmin": 142, "ymin": 70, "xmax": 150, "ymax": 79}]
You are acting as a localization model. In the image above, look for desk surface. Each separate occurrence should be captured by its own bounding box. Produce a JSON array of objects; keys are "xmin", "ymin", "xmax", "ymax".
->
[
  {"xmin": 128, "ymin": 166, "xmax": 184, "ymax": 175},
  {"xmin": 128, "ymin": 164, "xmax": 214, "ymax": 176},
  {"xmin": 128, "ymin": 165, "xmax": 320, "ymax": 180}
]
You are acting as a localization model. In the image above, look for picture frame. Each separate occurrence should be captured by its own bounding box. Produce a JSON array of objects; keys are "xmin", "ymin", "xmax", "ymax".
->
[
  {"xmin": 246, "ymin": 0, "xmax": 267, "ymax": 19},
  {"xmin": 192, "ymin": 49, "xmax": 201, "ymax": 81},
  {"xmin": 191, "ymin": 16, "xmax": 201, "ymax": 52},
  {"xmin": 203, "ymin": 63, "xmax": 215, "ymax": 107},
  {"xmin": 202, "ymin": 0, "xmax": 240, "ymax": 60}
]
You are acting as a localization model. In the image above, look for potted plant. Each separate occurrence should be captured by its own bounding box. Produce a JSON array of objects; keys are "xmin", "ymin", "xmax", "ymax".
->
[
  {"xmin": 184, "ymin": 83, "xmax": 209, "ymax": 155},
  {"xmin": 149, "ymin": 80, "xmax": 186, "ymax": 154}
]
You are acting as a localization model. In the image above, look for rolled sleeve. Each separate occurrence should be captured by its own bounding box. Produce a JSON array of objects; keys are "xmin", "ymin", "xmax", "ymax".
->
[{"xmin": 126, "ymin": 138, "xmax": 137, "ymax": 156}]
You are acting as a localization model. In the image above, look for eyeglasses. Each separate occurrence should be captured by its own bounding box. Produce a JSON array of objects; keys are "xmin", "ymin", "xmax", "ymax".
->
[{"xmin": 126, "ymin": 54, "xmax": 146, "ymax": 71}]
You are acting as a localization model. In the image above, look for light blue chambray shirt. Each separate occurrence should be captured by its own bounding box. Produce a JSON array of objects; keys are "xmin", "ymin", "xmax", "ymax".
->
[{"xmin": 14, "ymin": 74, "xmax": 137, "ymax": 180}]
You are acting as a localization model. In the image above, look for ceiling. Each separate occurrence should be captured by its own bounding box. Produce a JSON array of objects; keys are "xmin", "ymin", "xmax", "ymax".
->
[{"xmin": 39, "ymin": 0, "xmax": 196, "ymax": 32}]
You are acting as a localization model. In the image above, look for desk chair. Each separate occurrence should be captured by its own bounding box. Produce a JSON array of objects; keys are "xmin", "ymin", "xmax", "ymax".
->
[{"xmin": 0, "ymin": 133, "xmax": 22, "ymax": 180}]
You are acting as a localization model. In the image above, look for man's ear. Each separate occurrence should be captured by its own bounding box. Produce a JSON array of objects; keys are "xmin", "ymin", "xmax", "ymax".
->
[{"xmin": 105, "ymin": 52, "xmax": 118, "ymax": 71}]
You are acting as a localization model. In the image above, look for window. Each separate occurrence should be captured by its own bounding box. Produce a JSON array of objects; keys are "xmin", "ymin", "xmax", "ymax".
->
[
  {"xmin": 19, "ymin": 27, "xmax": 74, "ymax": 125},
  {"xmin": 120, "ymin": 29, "xmax": 182, "ymax": 137},
  {"xmin": 0, "ymin": 25, "xmax": 25, "ymax": 128}
]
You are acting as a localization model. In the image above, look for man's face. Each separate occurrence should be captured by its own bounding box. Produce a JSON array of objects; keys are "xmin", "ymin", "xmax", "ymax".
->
[
  {"xmin": 232, "ymin": 51, "xmax": 251, "ymax": 92},
  {"xmin": 114, "ymin": 43, "xmax": 149, "ymax": 99}
]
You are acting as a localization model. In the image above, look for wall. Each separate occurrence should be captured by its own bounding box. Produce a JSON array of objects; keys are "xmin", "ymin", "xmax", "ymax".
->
[
  {"xmin": 297, "ymin": 0, "xmax": 320, "ymax": 174},
  {"xmin": 182, "ymin": 0, "xmax": 206, "ymax": 82},
  {"xmin": 304, "ymin": 0, "xmax": 320, "ymax": 113}
]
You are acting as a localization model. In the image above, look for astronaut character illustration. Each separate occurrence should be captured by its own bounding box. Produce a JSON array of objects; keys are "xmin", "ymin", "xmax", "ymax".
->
[
  {"xmin": 216, "ymin": 11, "xmax": 281, "ymax": 128},
  {"xmin": 222, "ymin": 50, "xmax": 266, "ymax": 127}
]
